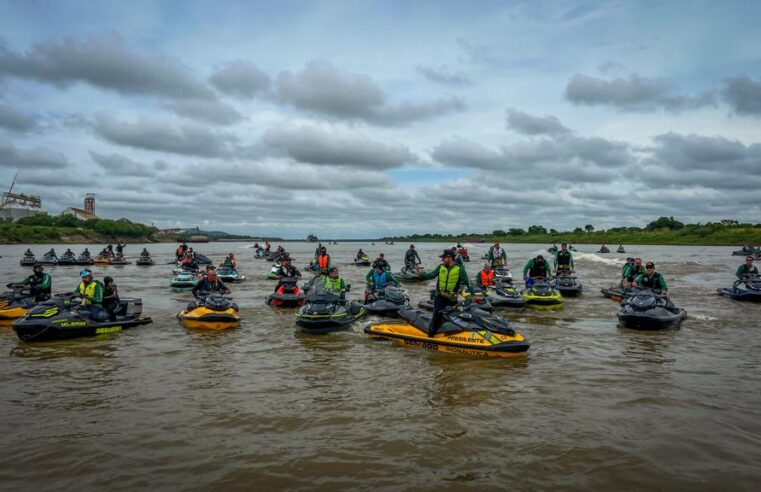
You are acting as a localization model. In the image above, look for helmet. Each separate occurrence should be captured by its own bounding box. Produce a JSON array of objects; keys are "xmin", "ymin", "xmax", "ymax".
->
[{"xmin": 103, "ymin": 276, "xmax": 113, "ymax": 284}]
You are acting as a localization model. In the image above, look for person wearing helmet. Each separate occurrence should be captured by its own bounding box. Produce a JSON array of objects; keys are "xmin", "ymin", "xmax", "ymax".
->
[
  {"xmin": 76, "ymin": 269, "xmax": 106, "ymax": 321},
  {"xmin": 18, "ymin": 262, "xmax": 52, "ymax": 302},
  {"xmin": 404, "ymin": 244, "xmax": 421, "ymax": 271},
  {"xmin": 523, "ymin": 255, "xmax": 552, "ymax": 285},
  {"xmin": 102, "ymin": 276, "xmax": 120, "ymax": 321},
  {"xmin": 417, "ymin": 250, "xmax": 473, "ymax": 335}
]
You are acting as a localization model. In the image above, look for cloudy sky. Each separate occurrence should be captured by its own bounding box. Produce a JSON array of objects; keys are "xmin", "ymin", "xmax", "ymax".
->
[{"xmin": 1, "ymin": 0, "xmax": 760, "ymax": 238}]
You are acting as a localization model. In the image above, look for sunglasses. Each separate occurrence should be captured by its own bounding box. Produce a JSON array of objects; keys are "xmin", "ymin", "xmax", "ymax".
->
[{"xmin": 646, "ymin": 266, "xmax": 654, "ymax": 270}]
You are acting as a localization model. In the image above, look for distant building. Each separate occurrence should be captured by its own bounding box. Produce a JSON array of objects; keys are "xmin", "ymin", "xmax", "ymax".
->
[
  {"xmin": 60, "ymin": 193, "xmax": 100, "ymax": 221},
  {"xmin": 0, "ymin": 191, "xmax": 46, "ymax": 221}
]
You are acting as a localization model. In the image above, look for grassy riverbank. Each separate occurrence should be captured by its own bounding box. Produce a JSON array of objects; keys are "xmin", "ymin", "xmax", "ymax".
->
[
  {"xmin": 0, "ymin": 216, "xmax": 158, "ymax": 244},
  {"xmin": 385, "ymin": 218, "xmax": 761, "ymax": 246}
]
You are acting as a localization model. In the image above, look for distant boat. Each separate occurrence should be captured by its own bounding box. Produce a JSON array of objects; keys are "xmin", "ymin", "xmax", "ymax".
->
[{"xmin": 179, "ymin": 235, "xmax": 209, "ymax": 243}]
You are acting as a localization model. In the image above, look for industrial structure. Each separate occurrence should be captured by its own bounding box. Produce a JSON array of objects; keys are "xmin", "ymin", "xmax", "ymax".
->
[
  {"xmin": 0, "ymin": 175, "xmax": 47, "ymax": 221},
  {"xmin": 60, "ymin": 193, "xmax": 99, "ymax": 221}
]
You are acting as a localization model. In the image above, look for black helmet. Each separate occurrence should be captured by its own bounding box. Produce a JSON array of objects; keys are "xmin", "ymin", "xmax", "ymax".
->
[
  {"xmin": 32, "ymin": 261, "xmax": 43, "ymax": 271},
  {"xmin": 104, "ymin": 276, "xmax": 113, "ymax": 285}
]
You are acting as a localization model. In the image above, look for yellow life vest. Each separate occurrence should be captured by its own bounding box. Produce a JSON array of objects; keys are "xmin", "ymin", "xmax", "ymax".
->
[
  {"xmin": 437, "ymin": 265, "xmax": 461, "ymax": 298},
  {"xmin": 78, "ymin": 281, "xmax": 99, "ymax": 305}
]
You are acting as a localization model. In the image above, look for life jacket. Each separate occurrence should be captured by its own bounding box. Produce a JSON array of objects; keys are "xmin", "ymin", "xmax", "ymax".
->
[
  {"xmin": 479, "ymin": 269, "xmax": 494, "ymax": 287},
  {"xmin": 528, "ymin": 260, "xmax": 548, "ymax": 278},
  {"xmin": 492, "ymin": 247, "xmax": 503, "ymax": 259},
  {"xmin": 372, "ymin": 271, "xmax": 388, "ymax": 290},
  {"xmin": 318, "ymin": 254, "xmax": 330, "ymax": 269},
  {"xmin": 77, "ymin": 280, "xmax": 102, "ymax": 305},
  {"xmin": 437, "ymin": 265, "xmax": 461, "ymax": 298},
  {"xmin": 639, "ymin": 272, "xmax": 662, "ymax": 289},
  {"xmin": 324, "ymin": 276, "xmax": 343, "ymax": 293},
  {"xmin": 556, "ymin": 251, "xmax": 572, "ymax": 267},
  {"xmin": 461, "ymin": 247, "xmax": 468, "ymax": 256}
]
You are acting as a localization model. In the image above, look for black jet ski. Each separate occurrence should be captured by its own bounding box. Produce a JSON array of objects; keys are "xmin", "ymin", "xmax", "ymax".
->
[
  {"xmin": 552, "ymin": 271, "xmax": 583, "ymax": 297},
  {"xmin": 362, "ymin": 285, "xmax": 410, "ymax": 317},
  {"xmin": 396, "ymin": 266, "xmax": 429, "ymax": 283},
  {"xmin": 266, "ymin": 278, "xmax": 306, "ymax": 307},
  {"xmin": 493, "ymin": 266, "xmax": 513, "ymax": 284},
  {"xmin": 598, "ymin": 246, "xmax": 610, "ymax": 254},
  {"xmin": 475, "ymin": 281, "xmax": 526, "ymax": 308},
  {"xmin": 353, "ymin": 255, "xmax": 371, "ymax": 266},
  {"xmin": 617, "ymin": 245, "xmax": 626, "ymax": 253},
  {"xmin": 418, "ymin": 289, "xmax": 494, "ymax": 312},
  {"xmin": 39, "ymin": 252, "xmax": 58, "ymax": 266},
  {"xmin": 136, "ymin": 255, "xmax": 154, "ymax": 266},
  {"xmin": 365, "ymin": 304, "xmax": 529, "ymax": 358},
  {"xmin": 601, "ymin": 282, "xmax": 638, "ymax": 301},
  {"xmin": 110, "ymin": 255, "xmax": 131, "ymax": 265},
  {"xmin": 57, "ymin": 251, "xmax": 77, "ymax": 265},
  {"xmin": 76, "ymin": 252, "xmax": 94, "ymax": 265},
  {"xmin": 717, "ymin": 275, "xmax": 761, "ymax": 302},
  {"xmin": 20, "ymin": 252, "xmax": 37, "ymax": 267},
  {"xmin": 617, "ymin": 289, "xmax": 685, "ymax": 330},
  {"xmin": 0, "ymin": 284, "xmax": 46, "ymax": 325},
  {"xmin": 13, "ymin": 295, "xmax": 152, "ymax": 341},
  {"xmin": 295, "ymin": 286, "xmax": 365, "ymax": 334},
  {"xmin": 731, "ymin": 248, "xmax": 756, "ymax": 256},
  {"xmin": 547, "ymin": 245, "xmax": 558, "ymax": 254}
]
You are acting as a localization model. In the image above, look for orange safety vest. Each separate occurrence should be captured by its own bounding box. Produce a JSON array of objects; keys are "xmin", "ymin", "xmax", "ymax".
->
[
  {"xmin": 318, "ymin": 254, "xmax": 330, "ymax": 269},
  {"xmin": 479, "ymin": 270, "xmax": 494, "ymax": 287}
]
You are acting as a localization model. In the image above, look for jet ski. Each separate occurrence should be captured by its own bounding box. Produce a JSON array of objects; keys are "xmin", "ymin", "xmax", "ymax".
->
[
  {"xmin": 136, "ymin": 255, "xmax": 154, "ymax": 266},
  {"xmin": 110, "ymin": 255, "xmax": 131, "ymax": 265},
  {"xmin": 254, "ymin": 248, "xmax": 266, "ymax": 258},
  {"xmin": 266, "ymin": 278, "xmax": 306, "ymax": 307},
  {"xmin": 365, "ymin": 304, "xmax": 529, "ymax": 358},
  {"xmin": 717, "ymin": 275, "xmax": 761, "ymax": 302},
  {"xmin": 396, "ymin": 266, "xmax": 429, "ymax": 283},
  {"xmin": 57, "ymin": 251, "xmax": 77, "ymax": 265},
  {"xmin": 598, "ymin": 246, "xmax": 610, "ymax": 254},
  {"xmin": 362, "ymin": 285, "xmax": 410, "ymax": 317},
  {"xmin": 20, "ymin": 252, "xmax": 37, "ymax": 267},
  {"xmin": 194, "ymin": 254, "xmax": 212, "ymax": 265},
  {"xmin": 552, "ymin": 271, "xmax": 583, "ymax": 297},
  {"xmin": 617, "ymin": 246, "xmax": 626, "ymax": 253},
  {"xmin": 305, "ymin": 260, "xmax": 320, "ymax": 272},
  {"xmin": 353, "ymin": 255, "xmax": 371, "ymax": 266},
  {"xmin": 13, "ymin": 295, "xmax": 152, "ymax": 342},
  {"xmin": 295, "ymin": 285, "xmax": 365, "ymax": 334},
  {"xmin": 177, "ymin": 293, "xmax": 240, "ymax": 330},
  {"xmin": 601, "ymin": 282, "xmax": 638, "ymax": 301},
  {"xmin": 522, "ymin": 279, "xmax": 564, "ymax": 310},
  {"xmin": 493, "ymin": 266, "xmax": 513, "ymax": 284},
  {"xmin": 267, "ymin": 264, "xmax": 281, "ymax": 280},
  {"xmin": 39, "ymin": 252, "xmax": 58, "ymax": 266},
  {"xmin": 76, "ymin": 252, "xmax": 94, "ymax": 265},
  {"xmin": 217, "ymin": 267, "xmax": 246, "ymax": 283},
  {"xmin": 418, "ymin": 289, "xmax": 494, "ymax": 313},
  {"xmin": 171, "ymin": 272, "xmax": 198, "ymax": 289},
  {"xmin": 468, "ymin": 282, "xmax": 526, "ymax": 308},
  {"xmin": 617, "ymin": 289, "xmax": 686, "ymax": 330},
  {"xmin": 547, "ymin": 245, "xmax": 558, "ymax": 254},
  {"xmin": 93, "ymin": 255, "xmax": 112, "ymax": 265},
  {"xmin": 0, "ymin": 284, "xmax": 45, "ymax": 326},
  {"xmin": 732, "ymin": 248, "xmax": 757, "ymax": 256}
]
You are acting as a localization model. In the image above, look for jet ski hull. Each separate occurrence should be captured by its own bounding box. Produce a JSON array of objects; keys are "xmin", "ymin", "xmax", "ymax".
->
[
  {"xmin": 20, "ymin": 257, "xmax": 36, "ymax": 267},
  {"xmin": 177, "ymin": 307, "xmax": 240, "ymax": 330},
  {"xmin": 295, "ymin": 303, "xmax": 365, "ymax": 334},
  {"xmin": 717, "ymin": 287, "xmax": 761, "ymax": 302},
  {"xmin": 136, "ymin": 257, "xmax": 154, "ymax": 266},
  {"xmin": 364, "ymin": 323, "xmax": 529, "ymax": 357},
  {"xmin": 617, "ymin": 310, "xmax": 686, "ymax": 330}
]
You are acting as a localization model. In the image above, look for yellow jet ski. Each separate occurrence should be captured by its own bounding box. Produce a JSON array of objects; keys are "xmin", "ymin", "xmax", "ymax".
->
[
  {"xmin": 522, "ymin": 279, "xmax": 564, "ymax": 310},
  {"xmin": 177, "ymin": 293, "xmax": 240, "ymax": 330},
  {"xmin": 365, "ymin": 305, "xmax": 529, "ymax": 358},
  {"xmin": 0, "ymin": 284, "xmax": 44, "ymax": 326}
]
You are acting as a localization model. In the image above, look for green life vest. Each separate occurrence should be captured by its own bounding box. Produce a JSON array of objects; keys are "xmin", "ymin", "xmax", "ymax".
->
[
  {"xmin": 324, "ymin": 276, "xmax": 344, "ymax": 293},
  {"xmin": 437, "ymin": 265, "xmax": 461, "ymax": 296}
]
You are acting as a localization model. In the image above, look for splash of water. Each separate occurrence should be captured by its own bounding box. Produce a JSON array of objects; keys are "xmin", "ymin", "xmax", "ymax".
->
[{"xmin": 574, "ymin": 252, "xmax": 624, "ymax": 266}]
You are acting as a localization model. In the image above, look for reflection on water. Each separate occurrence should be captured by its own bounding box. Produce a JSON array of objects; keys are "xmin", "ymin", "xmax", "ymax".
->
[{"xmin": 1, "ymin": 241, "xmax": 760, "ymax": 490}]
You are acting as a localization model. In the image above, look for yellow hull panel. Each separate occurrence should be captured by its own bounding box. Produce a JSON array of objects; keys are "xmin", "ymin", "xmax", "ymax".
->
[
  {"xmin": 0, "ymin": 307, "xmax": 30, "ymax": 324},
  {"xmin": 177, "ymin": 308, "xmax": 241, "ymax": 330}
]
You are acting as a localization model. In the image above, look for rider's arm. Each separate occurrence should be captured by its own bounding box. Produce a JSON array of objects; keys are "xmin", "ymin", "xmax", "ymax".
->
[
  {"xmin": 633, "ymin": 274, "xmax": 643, "ymax": 286},
  {"xmin": 418, "ymin": 264, "xmax": 441, "ymax": 280},
  {"xmin": 523, "ymin": 260, "xmax": 532, "ymax": 278},
  {"xmin": 38, "ymin": 274, "xmax": 51, "ymax": 290}
]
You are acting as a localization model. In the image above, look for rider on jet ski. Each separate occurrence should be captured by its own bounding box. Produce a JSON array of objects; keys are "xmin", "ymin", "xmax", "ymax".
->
[
  {"xmin": 18, "ymin": 262, "xmax": 52, "ymax": 302},
  {"xmin": 523, "ymin": 255, "xmax": 552, "ymax": 285},
  {"xmin": 222, "ymin": 253, "xmax": 237, "ymax": 270},
  {"xmin": 373, "ymin": 253, "xmax": 391, "ymax": 272},
  {"xmin": 322, "ymin": 267, "xmax": 347, "ymax": 297},
  {"xmin": 553, "ymin": 243, "xmax": 575, "ymax": 274},
  {"xmin": 634, "ymin": 262, "xmax": 669, "ymax": 297},
  {"xmin": 404, "ymin": 244, "xmax": 421, "ymax": 270},
  {"xmin": 274, "ymin": 256, "xmax": 302, "ymax": 291},
  {"xmin": 476, "ymin": 262, "xmax": 495, "ymax": 288},
  {"xmin": 623, "ymin": 258, "xmax": 644, "ymax": 287},
  {"xmin": 416, "ymin": 250, "xmax": 473, "ymax": 335},
  {"xmin": 192, "ymin": 269, "xmax": 230, "ymax": 297},
  {"xmin": 356, "ymin": 249, "xmax": 367, "ymax": 261},
  {"xmin": 103, "ymin": 276, "xmax": 120, "ymax": 321},
  {"xmin": 366, "ymin": 263, "xmax": 398, "ymax": 291},
  {"xmin": 488, "ymin": 241, "xmax": 507, "ymax": 267},
  {"xmin": 736, "ymin": 256, "xmax": 758, "ymax": 280},
  {"xmin": 76, "ymin": 269, "xmax": 106, "ymax": 321}
]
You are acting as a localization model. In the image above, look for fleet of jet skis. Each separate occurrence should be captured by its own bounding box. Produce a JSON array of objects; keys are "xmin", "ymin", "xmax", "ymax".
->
[{"xmin": 2, "ymin": 241, "xmax": 759, "ymax": 357}]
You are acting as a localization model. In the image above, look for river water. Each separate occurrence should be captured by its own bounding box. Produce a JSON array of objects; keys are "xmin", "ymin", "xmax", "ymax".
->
[{"xmin": 0, "ymin": 241, "xmax": 759, "ymax": 491}]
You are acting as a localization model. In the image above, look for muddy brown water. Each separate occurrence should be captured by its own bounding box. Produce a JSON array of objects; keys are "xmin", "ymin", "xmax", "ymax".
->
[{"xmin": 1, "ymin": 242, "xmax": 759, "ymax": 490}]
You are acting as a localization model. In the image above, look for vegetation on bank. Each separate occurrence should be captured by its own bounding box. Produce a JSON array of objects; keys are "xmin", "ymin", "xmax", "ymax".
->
[
  {"xmin": 385, "ymin": 217, "xmax": 761, "ymax": 246},
  {"xmin": 0, "ymin": 215, "xmax": 158, "ymax": 244}
]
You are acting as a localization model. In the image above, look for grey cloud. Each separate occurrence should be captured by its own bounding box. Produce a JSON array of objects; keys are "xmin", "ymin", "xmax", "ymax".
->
[
  {"xmin": 169, "ymin": 99, "xmax": 244, "ymax": 125},
  {"xmin": 209, "ymin": 60, "xmax": 271, "ymax": 99},
  {"xmin": 565, "ymin": 73, "xmax": 715, "ymax": 111},
  {"xmin": 89, "ymin": 151, "xmax": 157, "ymax": 177},
  {"xmin": 276, "ymin": 61, "xmax": 464, "ymax": 125},
  {"xmin": 506, "ymin": 108, "xmax": 571, "ymax": 135},
  {"xmin": 721, "ymin": 76, "xmax": 761, "ymax": 116},
  {"xmin": 94, "ymin": 113, "xmax": 232, "ymax": 157},
  {"xmin": 0, "ymin": 34, "xmax": 214, "ymax": 100},
  {"xmin": 0, "ymin": 104, "xmax": 37, "ymax": 132},
  {"xmin": 17, "ymin": 170, "xmax": 83, "ymax": 187},
  {"xmin": 260, "ymin": 125, "xmax": 416, "ymax": 169},
  {"xmin": 416, "ymin": 65, "xmax": 472, "ymax": 87},
  {"xmin": 0, "ymin": 140, "xmax": 69, "ymax": 169},
  {"xmin": 431, "ymin": 137, "xmax": 503, "ymax": 169}
]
